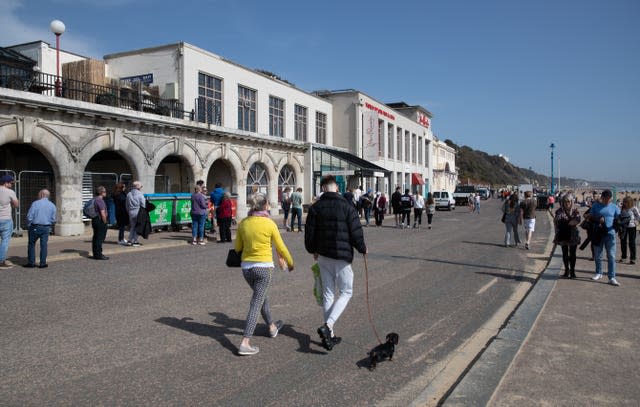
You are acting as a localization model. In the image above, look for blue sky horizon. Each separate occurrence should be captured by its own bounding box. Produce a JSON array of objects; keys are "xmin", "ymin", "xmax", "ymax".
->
[{"xmin": 2, "ymin": 0, "xmax": 639, "ymax": 184}]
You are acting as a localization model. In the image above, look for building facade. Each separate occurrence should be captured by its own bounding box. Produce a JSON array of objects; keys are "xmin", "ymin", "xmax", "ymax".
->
[
  {"xmin": 431, "ymin": 138, "xmax": 457, "ymax": 193},
  {"xmin": 316, "ymin": 90, "xmax": 435, "ymax": 196}
]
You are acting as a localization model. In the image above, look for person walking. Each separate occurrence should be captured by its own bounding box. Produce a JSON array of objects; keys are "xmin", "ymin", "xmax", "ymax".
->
[
  {"xmin": 112, "ymin": 183, "xmax": 128, "ymax": 245},
  {"xmin": 304, "ymin": 175, "xmax": 367, "ymax": 351},
  {"xmin": 91, "ymin": 186, "xmax": 109, "ymax": 260},
  {"xmin": 360, "ymin": 189, "xmax": 373, "ymax": 226},
  {"xmin": 399, "ymin": 189, "xmax": 414, "ymax": 229},
  {"xmin": 391, "ymin": 187, "xmax": 402, "ymax": 227},
  {"xmin": 290, "ymin": 187, "xmax": 303, "ymax": 232},
  {"xmin": 502, "ymin": 194, "xmax": 522, "ymax": 247},
  {"xmin": 24, "ymin": 189, "xmax": 56, "ymax": 268},
  {"xmin": 473, "ymin": 193, "xmax": 481, "ymax": 214},
  {"xmin": 619, "ymin": 196, "xmax": 639, "ymax": 264},
  {"xmin": 234, "ymin": 194, "xmax": 294, "ymax": 356},
  {"xmin": 217, "ymin": 192, "xmax": 233, "ymax": 243},
  {"xmin": 413, "ymin": 193, "xmax": 424, "ymax": 228},
  {"xmin": 426, "ymin": 193, "xmax": 436, "ymax": 229},
  {"xmin": 281, "ymin": 187, "xmax": 292, "ymax": 230},
  {"xmin": 0, "ymin": 175, "xmax": 19, "ymax": 269},
  {"xmin": 373, "ymin": 192, "xmax": 387, "ymax": 227},
  {"xmin": 520, "ymin": 190, "xmax": 537, "ymax": 250},
  {"xmin": 125, "ymin": 181, "xmax": 145, "ymax": 246},
  {"xmin": 190, "ymin": 185, "xmax": 208, "ymax": 245},
  {"xmin": 589, "ymin": 190, "xmax": 621, "ymax": 286},
  {"xmin": 553, "ymin": 194, "xmax": 581, "ymax": 278}
]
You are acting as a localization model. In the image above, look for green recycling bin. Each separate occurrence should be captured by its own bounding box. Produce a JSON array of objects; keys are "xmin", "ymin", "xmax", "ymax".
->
[
  {"xmin": 145, "ymin": 193, "xmax": 175, "ymax": 227},
  {"xmin": 174, "ymin": 193, "xmax": 193, "ymax": 227}
]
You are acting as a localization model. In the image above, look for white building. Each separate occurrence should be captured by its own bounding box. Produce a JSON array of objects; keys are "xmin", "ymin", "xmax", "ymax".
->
[
  {"xmin": 431, "ymin": 138, "xmax": 457, "ymax": 193},
  {"xmin": 315, "ymin": 90, "xmax": 435, "ymax": 196}
]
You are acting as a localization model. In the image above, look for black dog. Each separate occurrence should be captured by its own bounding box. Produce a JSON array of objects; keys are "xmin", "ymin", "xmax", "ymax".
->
[{"xmin": 368, "ymin": 333, "xmax": 399, "ymax": 370}]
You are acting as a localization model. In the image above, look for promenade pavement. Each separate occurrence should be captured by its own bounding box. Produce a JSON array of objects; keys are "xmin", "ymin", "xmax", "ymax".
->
[{"xmin": 4, "ymin": 216, "xmax": 639, "ymax": 406}]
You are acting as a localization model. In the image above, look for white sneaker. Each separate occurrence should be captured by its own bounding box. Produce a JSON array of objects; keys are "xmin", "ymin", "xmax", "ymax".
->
[
  {"xmin": 608, "ymin": 278, "xmax": 620, "ymax": 286},
  {"xmin": 238, "ymin": 344, "xmax": 259, "ymax": 356},
  {"xmin": 591, "ymin": 273, "xmax": 603, "ymax": 281}
]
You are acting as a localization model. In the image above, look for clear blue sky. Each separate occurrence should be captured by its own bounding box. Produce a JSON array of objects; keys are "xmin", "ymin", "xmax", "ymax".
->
[{"xmin": 3, "ymin": 0, "xmax": 639, "ymax": 184}]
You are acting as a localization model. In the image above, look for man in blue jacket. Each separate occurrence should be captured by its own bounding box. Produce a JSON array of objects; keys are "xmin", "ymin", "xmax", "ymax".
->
[
  {"xmin": 305, "ymin": 175, "xmax": 367, "ymax": 351},
  {"xmin": 590, "ymin": 189, "xmax": 621, "ymax": 286}
]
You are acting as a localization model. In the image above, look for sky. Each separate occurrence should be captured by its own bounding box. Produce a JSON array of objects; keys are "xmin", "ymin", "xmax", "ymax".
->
[{"xmin": 2, "ymin": 0, "xmax": 639, "ymax": 184}]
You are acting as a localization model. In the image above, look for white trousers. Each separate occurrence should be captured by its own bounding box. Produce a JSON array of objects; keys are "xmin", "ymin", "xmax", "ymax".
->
[{"xmin": 318, "ymin": 255, "xmax": 354, "ymax": 327}]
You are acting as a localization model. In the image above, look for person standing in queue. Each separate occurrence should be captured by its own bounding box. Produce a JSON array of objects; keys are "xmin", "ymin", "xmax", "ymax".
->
[
  {"xmin": 0, "ymin": 175, "xmax": 19, "ymax": 269},
  {"xmin": 92, "ymin": 186, "xmax": 109, "ymax": 260},
  {"xmin": 589, "ymin": 190, "xmax": 621, "ymax": 286},
  {"xmin": 24, "ymin": 189, "xmax": 56, "ymax": 268},
  {"xmin": 304, "ymin": 175, "xmax": 367, "ymax": 351},
  {"xmin": 126, "ymin": 181, "xmax": 145, "ymax": 247}
]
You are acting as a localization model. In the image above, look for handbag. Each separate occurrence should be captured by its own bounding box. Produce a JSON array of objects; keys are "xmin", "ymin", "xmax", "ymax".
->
[{"xmin": 226, "ymin": 249, "xmax": 242, "ymax": 267}]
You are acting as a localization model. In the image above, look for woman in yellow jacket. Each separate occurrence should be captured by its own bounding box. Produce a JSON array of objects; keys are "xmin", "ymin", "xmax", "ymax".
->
[{"xmin": 235, "ymin": 194, "xmax": 294, "ymax": 356}]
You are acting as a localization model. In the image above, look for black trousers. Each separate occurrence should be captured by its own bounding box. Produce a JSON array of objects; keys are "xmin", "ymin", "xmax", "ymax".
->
[
  {"xmin": 561, "ymin": 244, "xmax": 577, "ymax": 272},
  {"xmin": 91, "ymin": 217, "xmax": 108, "ymax": 257},
  {"xmin": 621, "ymin": 227, "xmax": 637, "ymax": 261},
  {"xmin": 218, "ymin": 217, "xmax": 232, "ymax": 242}
]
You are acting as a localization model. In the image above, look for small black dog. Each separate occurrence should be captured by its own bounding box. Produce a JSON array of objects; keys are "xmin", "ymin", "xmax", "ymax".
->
[{"xmin": 368, "ymin": 333, "xmax": 399, "ymax": 370}]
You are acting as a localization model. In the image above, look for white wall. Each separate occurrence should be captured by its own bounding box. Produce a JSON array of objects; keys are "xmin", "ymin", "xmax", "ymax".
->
[{"xmin": 10, "ymin": 42, "xmax": 85, "ymax": 75}]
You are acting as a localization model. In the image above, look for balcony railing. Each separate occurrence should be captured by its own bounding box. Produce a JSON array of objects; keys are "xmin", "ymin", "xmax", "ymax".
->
[{"xmin": 0, "ymin": 66, "xmax": 192, "ymax": 120}]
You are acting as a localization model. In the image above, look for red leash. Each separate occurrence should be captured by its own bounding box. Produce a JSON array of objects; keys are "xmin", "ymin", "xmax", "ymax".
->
[{"xmin": 363, "ymin": 253, "xmax": 383, "ymax": 345}]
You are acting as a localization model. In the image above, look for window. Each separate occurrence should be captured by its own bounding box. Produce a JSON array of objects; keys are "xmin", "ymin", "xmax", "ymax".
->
[
  {"xmin": 405, "ymin": 131, "xmax": 410, "ymax": 163},
  {"xmin": 418, "ymin": 137, "xmax": 423, "ymax": 165},
  {"xmin": 294, "ymin": 104, "xmax": 307, "ymax": 141},
  {"xmin": 238, "ymin": 85, "xmax": 256, "ymax": 132},
  {"xmin": 246, "ymin": 162, "xmax": 268, "ymax": 203},
  {"xmin": 197, "ymin": 72, "xmax": 222, "ymax": 125},
  {"xmin": 411, "ymin": 133, "xmax": 417, "ymax": 164},
  {"xmin": 269, "ymin": 96, "xmax": 285, "ymax": 137},
  {"xmin": 396, "ymin": 127, "xmax": 402, "ymax": 160},
  {"xmin": 378, "ymin": 119, "xmax": 384, "ymax": 157},
  {"xmin": 387, "ymin": 124, "xmax": 394, "ymax": 159},
  {"xmin": 316, "ymin": 112, "xmax": 327, "ymax": 144}
]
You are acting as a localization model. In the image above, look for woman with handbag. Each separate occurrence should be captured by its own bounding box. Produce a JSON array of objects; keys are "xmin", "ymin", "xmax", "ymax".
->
[
  {"xmin": 554, "ymin": 194, "xmax": 582, "ymax": 278},
  {"xmin": 234, "ymin": 194, "xmax": 294, "ymax": 356}
]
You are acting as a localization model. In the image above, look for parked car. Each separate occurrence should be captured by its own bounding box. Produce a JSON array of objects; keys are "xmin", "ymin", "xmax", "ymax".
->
[
  {"xmin": 432, "ymin": 191, "xmax": 455, "ymax": 211},
  {"xmin": 477, "ymin": 187, "xmax": 490, "ymax": 200},
  {"xmin": 453, "ymin": 185, "xmax": 476, "ymax": 206}
]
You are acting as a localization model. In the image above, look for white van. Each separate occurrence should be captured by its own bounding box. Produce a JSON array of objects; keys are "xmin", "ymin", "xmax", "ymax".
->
[{"xmin": 432, "ymin": 191, "xmax": 455, "ymax": 211}]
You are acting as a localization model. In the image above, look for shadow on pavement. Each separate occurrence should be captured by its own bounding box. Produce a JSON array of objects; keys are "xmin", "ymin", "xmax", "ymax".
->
[
  {"xmin": 474, "ymin": 271, "xmax": 536, "ymax": 284},
  {"xmin": 155, "ymin": 315, "xmax": 240, "ymax": 354},
  {"xmin": 60, "ymin": 248, "xmax": 91, "ymax": 258},
  {"xmin": 383, "ymin": 254, "xmax": 539, "ymax": 276}
]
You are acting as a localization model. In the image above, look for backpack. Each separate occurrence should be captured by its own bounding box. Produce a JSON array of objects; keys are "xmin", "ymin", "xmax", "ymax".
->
[{"xmin": 83, "ymin": 198, "xmax": 98, "ymax": 219}]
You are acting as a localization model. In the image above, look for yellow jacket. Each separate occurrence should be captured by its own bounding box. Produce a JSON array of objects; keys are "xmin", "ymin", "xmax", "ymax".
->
[{"xmin": 235, "ymin": 216, "xmax": 293, "ymax": 267}]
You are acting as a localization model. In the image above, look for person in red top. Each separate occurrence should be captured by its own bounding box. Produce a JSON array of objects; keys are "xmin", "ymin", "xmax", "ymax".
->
[{"xmin": 217, "ymin": 192, "xmax": 233, "ymax": 243}]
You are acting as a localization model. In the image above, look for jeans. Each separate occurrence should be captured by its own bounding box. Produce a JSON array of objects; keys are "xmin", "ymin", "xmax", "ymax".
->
[
  {"xmin": 364, "ymin": 208, "xmax": 371, "ymax": 225},
  {"xmin": 414, "ymin": 208, "xmax": 423, "ymax": 225},
  {"xmin": 28, "ymin": 224, "xmax": 50, "ymax": 266},
  {"xmin": 504, "ymin": 221, "xmax": 521, "ymax": 246},
  {"xmin": 191, "ymin": 213, "xmax": 206, "ymax": 240},
  {"xmin": 620, "ymin": 227, "xmax": 637, "ymax": 261},
  {"xmin": 401, "ymin": 210, "xmax": 411, "ymax": 226},
  {"xmin": 127, "ymin": 212, "xmax": 139, "ymax": 243},
  {"xmin": 318, "ymin": 255, "xmax": 353, "ymax": 327},
  {"xmin": 594, "ymin": 233, "xmax": 616, "ymax": 279},
  {"xmin": 91, "ymin": 217, "xmax": 108, "ymax": 257},
  {"xmin": 290, "ymin": 207, "xmax": 303, "ymax": 231},
  {"xmin": 0, "ymin": 219, "xmax": 14, "ymax": 262}
]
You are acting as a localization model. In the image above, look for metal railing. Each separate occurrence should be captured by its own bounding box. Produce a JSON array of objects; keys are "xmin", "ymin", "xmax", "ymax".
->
[{"xmin": 0, "ymin": 65, "xmax": 193, "ymax": 120}]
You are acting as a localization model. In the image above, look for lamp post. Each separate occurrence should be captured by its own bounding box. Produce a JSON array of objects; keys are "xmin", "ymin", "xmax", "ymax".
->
[
  {"xmin": 549, "ymin": 143, "xmax": 555, "ymax": 195},
  {"xmin": 50, "ymin": 19, "xmax": 65, "ymax": 97}
]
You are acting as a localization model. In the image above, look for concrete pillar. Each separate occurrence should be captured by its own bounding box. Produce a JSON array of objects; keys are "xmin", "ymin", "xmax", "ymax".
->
[{"xmin": 55, "ymin": 172, "xmax": 85, "ymax": 236}]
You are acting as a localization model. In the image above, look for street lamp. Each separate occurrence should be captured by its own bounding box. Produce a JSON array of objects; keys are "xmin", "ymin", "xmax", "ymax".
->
[
  {"xmin": 549, "ymin": 143, "xmax": 555, "ymax": 195},
  {"xmin": 50, "ymin": 19, "xmax": 65, "ymax": 97}
]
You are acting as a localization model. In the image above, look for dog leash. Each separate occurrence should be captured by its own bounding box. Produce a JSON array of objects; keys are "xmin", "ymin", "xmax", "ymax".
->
[{"xmin": 363, "ymin": 253, "xmax": 383, "ymax": 345}]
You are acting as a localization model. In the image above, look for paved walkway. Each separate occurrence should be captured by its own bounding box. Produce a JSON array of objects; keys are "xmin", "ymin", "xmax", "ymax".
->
[
  {"xmin": 4, "ymin": 219, "xmax": 639, "ymax": 406},
  {"xmin": 444, "ymin": 240, "xmax": 639, "ymax": 406}
]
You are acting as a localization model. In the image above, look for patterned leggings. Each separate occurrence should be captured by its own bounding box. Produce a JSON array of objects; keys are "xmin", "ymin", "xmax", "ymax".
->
[{"xmin": 242, "ymin": 267, "xmax": 273, "ymax": 338}]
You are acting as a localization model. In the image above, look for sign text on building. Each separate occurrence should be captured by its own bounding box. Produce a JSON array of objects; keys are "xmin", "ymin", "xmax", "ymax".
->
[{"xmin": 364, "ymin": 102, "xmax": 395, "ymax": 120}]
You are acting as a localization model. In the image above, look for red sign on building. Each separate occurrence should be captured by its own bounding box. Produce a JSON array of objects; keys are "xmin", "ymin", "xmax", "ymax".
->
[{"xmin": 418, "ymin": 113, "xmax": 430, "ymax": 128}]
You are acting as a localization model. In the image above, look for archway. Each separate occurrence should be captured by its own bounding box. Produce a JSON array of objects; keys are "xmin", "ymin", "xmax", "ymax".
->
[
  {"xmin": 83, "ymin": 150, "xmax": 134, "ymax": 223},
  {"xmin": 278, "ymin": 164, "xmax": 296, "ymax": 203},
  {"xmin": 246, "ymin": 162, "xmax": 268, "ymax": 203},
  {"xmin": 156, "ymin": 155, "xmax": 194, "ymax": 193},
  {"xmin": 0, "ymin": 143, "xmax": 56, "ymax": 231},
  {"xmin": 206, "ymin": 159, "xmax": 235, "ymax": 194}
]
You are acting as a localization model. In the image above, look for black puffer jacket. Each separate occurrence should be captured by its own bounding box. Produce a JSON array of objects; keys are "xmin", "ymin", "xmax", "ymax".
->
[{"xmin": 305, "ymin": 192, "xmax": 367, "ymax": 262}]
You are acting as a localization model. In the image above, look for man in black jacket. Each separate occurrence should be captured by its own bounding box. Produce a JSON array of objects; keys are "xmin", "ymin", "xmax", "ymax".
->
[
  {"xmin": 305, "ymin": 175, "xmax": 367, "ymax": 351},
  {"xmin": 391, "ymin": 186, "xmax": 402, "ymax": 227}
]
